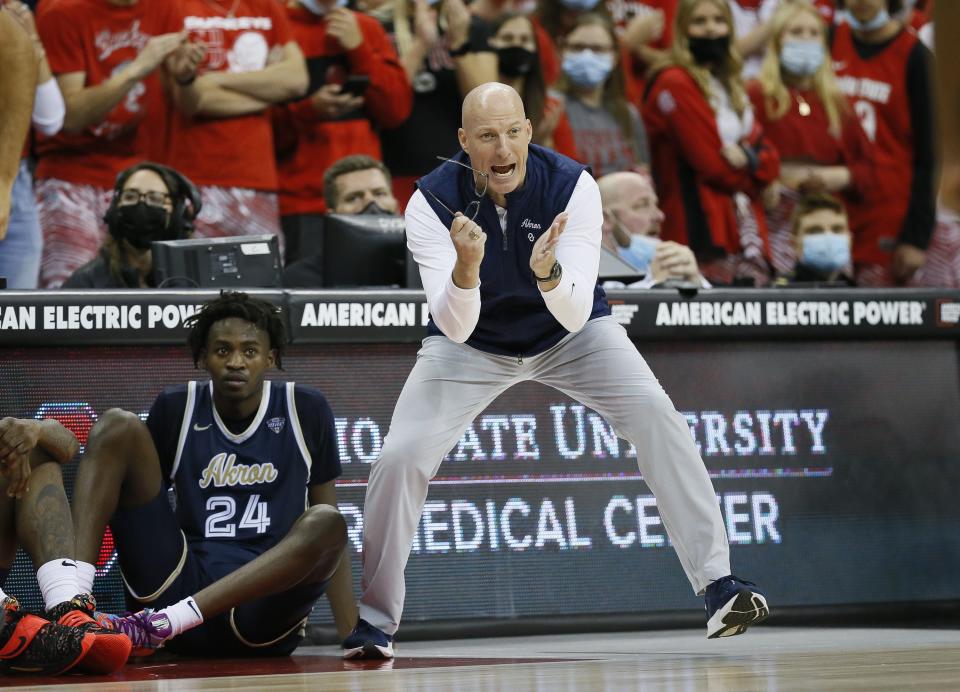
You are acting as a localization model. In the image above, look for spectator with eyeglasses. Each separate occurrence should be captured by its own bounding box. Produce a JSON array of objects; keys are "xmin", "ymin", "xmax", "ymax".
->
[
  {"xmin": 32, "ymin": 0, "xmax": 195, "ymax": 288},
  {"xmin": 62, "ymin": 163, "xmax": 200, "ymax": 289},
  {"xmin": 554, "ymin": 13, "xmax": 649, "ymax": 177},
  {"xmin": 533, "ymin": 0, "xmax": 616, "ymax": 86}
]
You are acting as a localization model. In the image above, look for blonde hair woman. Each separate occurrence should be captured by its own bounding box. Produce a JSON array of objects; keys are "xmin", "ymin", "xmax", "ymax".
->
[
  {"xmin": 642, "ymin": 0, "xmax": 780, "ymax": 286},
  {"xmin": 748, "ymin": 1, "xmax": 875, "ymax": 278}
]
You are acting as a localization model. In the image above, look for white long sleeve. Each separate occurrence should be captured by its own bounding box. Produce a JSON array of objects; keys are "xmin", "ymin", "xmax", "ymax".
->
[
  {"xmin": 33, "ymin": 77, "xmax": 65, "ymax": 136},
  {"xmin": 539, "ymin": 171, "xmax": 603, "ymax": 333},
  {"xmin": 405, "ymin": 189, "xmax": 481, "ymax": 343}
]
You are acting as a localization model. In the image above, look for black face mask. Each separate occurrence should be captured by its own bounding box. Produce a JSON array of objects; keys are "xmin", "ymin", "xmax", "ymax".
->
[
  {"xmin": 359, "ymin": 201, "xmax": 392, "ymax": 215},
  {"xmin": 496, "ymin": 46, "xmax": 536, "ymax": 78},
  {"xmin": 110, "ymin": 202, "xmax": 171, "ymax": 249},
  {"xmin": 688, "ymin": 35, "xmax": 730, "ymax": 65}
]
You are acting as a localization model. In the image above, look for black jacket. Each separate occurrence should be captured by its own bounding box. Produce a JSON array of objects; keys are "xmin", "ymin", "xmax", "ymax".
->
[{"xmin": 62, "ymin": 248, "xmax": 147, "ymax": 289}]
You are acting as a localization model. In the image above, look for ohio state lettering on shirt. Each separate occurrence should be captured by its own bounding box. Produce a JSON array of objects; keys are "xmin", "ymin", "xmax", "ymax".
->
[{"xmin": 157, "ymin": 0, "xmax": 293, "ymax": 190}]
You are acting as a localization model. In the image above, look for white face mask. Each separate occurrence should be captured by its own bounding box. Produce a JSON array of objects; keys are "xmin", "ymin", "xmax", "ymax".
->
[
  {"xmin": 618, "ymin": 235, "xmax": 660, "ymax": 273},
  {"xmin": 780, "ymin": 39, "xmax": 825, "ymax": 77},
  {"xmin": 301, "ymin": 0, "xmax": 348, "ymax": 16},
  {"xmin": 844, "ymin": 8, "xmax": 890, "ymax": 33},
  {"xmin": 801, "ymin": 233, "xmax": 851, "ymax": 273}
]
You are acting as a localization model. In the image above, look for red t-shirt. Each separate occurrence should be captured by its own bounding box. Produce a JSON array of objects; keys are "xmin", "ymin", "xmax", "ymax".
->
[
  {"xmin": 746, "ymin": 80, "xmax": 877, "ymax": 253},
  {"xmin": 35, "ymin": 0, "xmax": 171, "ymax": 188},
  {"xmin": 746, "ymin": 81, "xmax": 875, "ymax": 200},
  {"xmin": 159, "ymin": 0, "xmax": 294, "ymax": 191}
]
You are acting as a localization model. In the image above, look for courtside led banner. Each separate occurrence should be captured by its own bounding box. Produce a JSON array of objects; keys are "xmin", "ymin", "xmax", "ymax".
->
[
  {"xmin": 2, "ymin": 334, "xmax": 958, "ymax": 628},
  {"xmin": 0, "ymin": 289, "xmax": 959, "ymax": 344}
]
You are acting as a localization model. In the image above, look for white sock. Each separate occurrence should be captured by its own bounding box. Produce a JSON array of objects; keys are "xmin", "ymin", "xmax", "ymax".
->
[
  {"xmin": 75, "ymin": 561, "xmax": 96, "ymax": 595},
  {"xmin": 36, "ymin": 559, "xmax": 81, "ymax": 610},
  {"xmin": 159, "ymin": 596, "xmax": 203, "ymax": 637}
]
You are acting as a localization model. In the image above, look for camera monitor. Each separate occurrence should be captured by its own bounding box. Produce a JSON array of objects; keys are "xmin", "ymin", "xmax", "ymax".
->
[
  {"xmin": 151, "ymin": 234, "xmax": 282, "ymax": 288},
  {"xmin": 322, "ymin": 214, "xmax": 407, "ymax": 288}
]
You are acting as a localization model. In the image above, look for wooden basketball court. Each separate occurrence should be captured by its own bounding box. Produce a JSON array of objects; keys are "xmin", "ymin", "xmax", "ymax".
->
[{"xmin": 5, "ymin": 626, "xmax": 960, "ymax": 690}]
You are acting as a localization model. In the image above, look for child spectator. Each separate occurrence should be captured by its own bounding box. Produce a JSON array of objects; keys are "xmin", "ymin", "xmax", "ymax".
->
[{"xmin": 774, "ymin": 191, "xmax": 856, "ymax": 285}]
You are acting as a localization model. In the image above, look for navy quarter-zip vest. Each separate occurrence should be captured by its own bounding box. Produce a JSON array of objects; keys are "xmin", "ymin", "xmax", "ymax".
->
[{"xmin": 418, "ymin": 144, "xmax": 610, "ymax": 357}]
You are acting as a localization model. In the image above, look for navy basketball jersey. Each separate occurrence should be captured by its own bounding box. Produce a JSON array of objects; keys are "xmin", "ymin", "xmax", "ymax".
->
[{"xmin": 166, "ymin": 380, "xmax": 321, "ymax": 565}]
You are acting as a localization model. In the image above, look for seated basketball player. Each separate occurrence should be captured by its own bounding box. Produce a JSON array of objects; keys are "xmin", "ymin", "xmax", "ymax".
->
[
  {"xmin": 0, "ymin": 417, "xmax": 132, "ymax": 675},
  {"xmin": 69, "ymin": 291, "xmax": 353, "ymax": 656}
]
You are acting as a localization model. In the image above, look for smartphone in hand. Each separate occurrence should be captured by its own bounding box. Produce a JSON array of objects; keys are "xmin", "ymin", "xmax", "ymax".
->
[{"xmin": 340, "ymin": 75, "xmax": 370, "ymax": 97}]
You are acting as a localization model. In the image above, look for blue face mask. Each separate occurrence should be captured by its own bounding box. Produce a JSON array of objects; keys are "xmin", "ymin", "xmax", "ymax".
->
[
  {"xmin": 301, "ymin": 0, "xmax": 347, "ymax": 16},
  {"xmin": 844, "ymin": 8, "xmax": 890, "ymax": 32},
  {"xmin": 801, "ymin": 233, "xmax": 850, "ymax": 274},
  {"xmin": 780, "ymin": 39, "xmax": 824, "ymax": 77},
  {"xmin": 618, "ymin": 235, "xmax": 660, "ymax": 273},
  {"xmin": 562, "ymin": 50, "xmax": 614, "ymax": 88},
  {"xmin": 558, "ymin": 0, "xmax": 601, "ymax": 11}
]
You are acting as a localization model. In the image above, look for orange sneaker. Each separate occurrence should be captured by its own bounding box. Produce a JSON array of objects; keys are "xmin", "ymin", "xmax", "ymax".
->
[
  {"xmin": 0, "ymin": 596, "xmax": 94, "ymax": 675},
  {"xmin": 47, "ymin": 594, "xmax": 132, "ymax": 674}
]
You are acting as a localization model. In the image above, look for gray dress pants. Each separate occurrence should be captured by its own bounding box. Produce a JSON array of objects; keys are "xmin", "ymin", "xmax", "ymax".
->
[{"xmin": 358, "ymin": 316, "xmax": 731, "ymax": 634}]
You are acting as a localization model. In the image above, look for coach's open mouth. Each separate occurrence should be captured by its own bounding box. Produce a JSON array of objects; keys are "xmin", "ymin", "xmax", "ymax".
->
[{"xmin": 491, "ymin": 163, "xmax": 516, "ymax": 179}]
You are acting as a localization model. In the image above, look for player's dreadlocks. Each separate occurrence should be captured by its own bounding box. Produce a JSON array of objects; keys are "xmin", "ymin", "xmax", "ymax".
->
[{"xmin": 184, "ymin": 291, "xmax": 287, "ymax": 369}]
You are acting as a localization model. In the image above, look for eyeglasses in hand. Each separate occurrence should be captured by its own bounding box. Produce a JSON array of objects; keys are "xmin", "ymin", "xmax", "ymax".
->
[{"xmin": 423, "ymin": 156, "xmax": 489, "ymax": 223}]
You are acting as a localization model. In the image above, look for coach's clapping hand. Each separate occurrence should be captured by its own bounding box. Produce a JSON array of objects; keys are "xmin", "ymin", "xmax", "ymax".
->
[
  {"xmin": 451, "ymin": 212, "xmax": 485, "ymax": 289},
  {"xmin": 530, "ymin": 211, "xmax": 567, "ymax": 290}
]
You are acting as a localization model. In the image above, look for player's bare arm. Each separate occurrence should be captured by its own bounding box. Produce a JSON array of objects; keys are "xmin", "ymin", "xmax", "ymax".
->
[{"xmin": 309, "ymin": 481, "xmax": 357, "ymax": 640}]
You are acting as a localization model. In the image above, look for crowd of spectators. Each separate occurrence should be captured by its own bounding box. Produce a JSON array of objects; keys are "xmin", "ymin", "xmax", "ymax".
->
[{"xmin": 0, "ymin": 0, "xmax": 956, "ymax": 290}]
